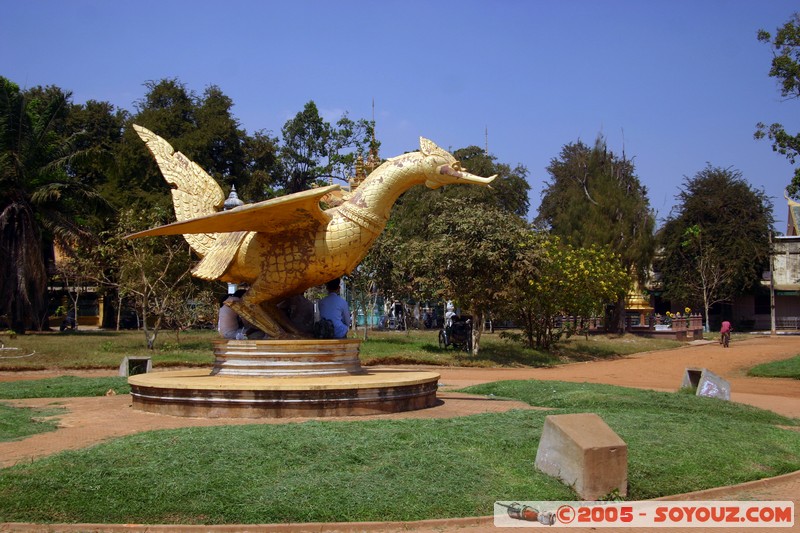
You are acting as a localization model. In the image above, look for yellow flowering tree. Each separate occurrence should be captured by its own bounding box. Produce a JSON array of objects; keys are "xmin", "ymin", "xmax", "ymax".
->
[
  {"xmin": 504, "ymin": 235, "xmax": 628, "ymax": 349},
  {"xmin": 536, "ymin": 137, "xmax": 656, "ymax": 333}
]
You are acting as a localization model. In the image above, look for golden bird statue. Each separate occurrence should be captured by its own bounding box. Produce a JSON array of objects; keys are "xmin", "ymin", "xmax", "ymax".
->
[{"xmin": 128, "ymin": 125, "xmax": 496, "ymax": 338}]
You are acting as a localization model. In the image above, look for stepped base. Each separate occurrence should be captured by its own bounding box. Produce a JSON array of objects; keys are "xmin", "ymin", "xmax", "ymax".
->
[
  {"xmin": 211, "ymin": 338, "xmax": 365, "ymax": 377},
  {"xmin": 129, "ymin": 339, "xmax": 439, "ymax": 418},
  {"xmin": 129, "ymin": 368, "xmax": 440, "ymax": 418}
]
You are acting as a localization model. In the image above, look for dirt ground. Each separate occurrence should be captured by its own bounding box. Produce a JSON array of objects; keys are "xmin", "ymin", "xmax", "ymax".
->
[{"xmin": 1, "ymin": 335, "xmax": 799, "ymax": 532}]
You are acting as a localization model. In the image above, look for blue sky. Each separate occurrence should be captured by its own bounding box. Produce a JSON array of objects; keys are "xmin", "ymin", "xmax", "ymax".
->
[{"xmin": 3, "ymin": 0, "xmax": 799, "ymax": 230}]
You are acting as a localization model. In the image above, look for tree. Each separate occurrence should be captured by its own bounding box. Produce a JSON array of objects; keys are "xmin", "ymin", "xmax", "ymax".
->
[
  {"xmin": 164, "ymin": 287, "xmax": 217, "ymax": 343},
  {"xmin": 451, "ymin": 146, "xmax": 530, "ymax": 217},
  {"xmin": 670, "ymin": 224, "xmax": 734, "ymax": 330},
  {"xmin": 657, "ymin": 166, "xmax": 774, "ymax": 327},
  {"xmin": 536, "ymin": 136, "xmax": 655, "ymax": 332},
  {"xmin": 346, "ymin": 252, "xmax": 382, "ymax": 341},
  {"xmin": 353, "ymin": 227, "xmax": 426, "ymax": 337},
  {"xmin": 387, "ymin": 147, "xmax": 530, "ymax": 241},
  {"xmin": 241, "ymin": 129, "xmax": 280, "ymax": 201},
  {"xmin": 107, "ymin": 79, "xmax": 197, "ymax": 209},
  {"xmin": 415, "ymin": 198, "xmax": 528, "ymax": 355},
  {"xmin": 116, "ymin": 207, "xmax": 196, "ymax": 349},
  {"xmin": 189, "ymin": 85, "xmax": 246, "ymax": 181},
  {"xmin": 277, "ymin": 101, "xmax": 376, "ymax": 193},
  {"xmin": 502, "ymin": 235, "xmax": 628, "ymax": 349},
  {"xmin": 49, "ymin": 248, "xmax": 100, "ymax": 330},
  {"xmin": 0, "ymin": 78, "xmax": 107, "ymax": 332},
  {"xmin": 65, "ymin": 99, "xmax": 127, "ymax": 194},
  {"xmin": 365, "ymin": 146, "xmax": 530, "ymax": 352},
  {"xmin": 109, "ymin": 79, "xmax": 275, "ymax": 209},
  {"xmin": 756, "ymin": 13, "xmax": 800, "ymax": 197},
  {"xmin": 79, "ymin": 228, "xmax": 129, "ymax": 330}
]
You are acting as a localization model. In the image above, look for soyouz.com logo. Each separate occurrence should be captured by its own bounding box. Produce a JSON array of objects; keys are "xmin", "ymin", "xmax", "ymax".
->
[{"xmin": 494, "ymin": 501, "xmax": 794, "ymax": 528}]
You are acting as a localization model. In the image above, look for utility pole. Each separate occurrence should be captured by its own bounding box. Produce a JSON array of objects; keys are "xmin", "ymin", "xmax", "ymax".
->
[{"xmin": 770, "ymin": 231, "xmax": 776, "ymax": 335}]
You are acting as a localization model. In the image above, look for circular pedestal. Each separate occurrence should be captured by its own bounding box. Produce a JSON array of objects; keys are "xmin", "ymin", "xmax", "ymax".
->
[
  {"xmin": 211, "ymin": 338, "xmax": 364, "ymax": 377},
  {"xmin": 129, "ymin": 339, "xmax": 439, "ymax": 418},
  {"xmin": 129, "ymin": 369, "xmax": 440, "ymax": 418}
]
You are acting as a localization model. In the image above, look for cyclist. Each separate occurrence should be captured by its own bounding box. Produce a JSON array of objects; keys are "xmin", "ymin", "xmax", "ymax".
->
[{"xmin": 720, "ymin": 320, "xmax": 732, "ymax": 348}]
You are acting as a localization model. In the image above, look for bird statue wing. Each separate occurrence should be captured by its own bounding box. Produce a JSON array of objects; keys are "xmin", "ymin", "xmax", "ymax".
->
[
  {"xmin": 133, "ymin": 124, "xmax": 225, "ymax": 258},
  {"xmin": 125, "ymin": 185, "xmax": 337, "ymax": 239}
]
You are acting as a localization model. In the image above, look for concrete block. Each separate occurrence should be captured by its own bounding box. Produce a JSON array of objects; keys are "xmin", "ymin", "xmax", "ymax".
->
[
  {"xmin": 681, "ymin": 367, "xmax": 703, "ymax": 389},
  {"xmin": 681, "ymin": 367, "xmax": 731, "ymax": 400},
  {"xmin": 697, "ymin": 369, "xmax": 731, "ymax": 400},
  {"xmin": 119, "ymin": 356, "xmax": 152, "ymax": 376},
  {"xmin": 535, "ymin": 413, "xmax": 627, "ymax": 500}
]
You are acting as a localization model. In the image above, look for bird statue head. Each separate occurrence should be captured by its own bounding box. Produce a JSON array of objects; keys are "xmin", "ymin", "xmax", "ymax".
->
[{"xmin": 419, "ymin": 137, "xmax": 497, "ymax": 189}]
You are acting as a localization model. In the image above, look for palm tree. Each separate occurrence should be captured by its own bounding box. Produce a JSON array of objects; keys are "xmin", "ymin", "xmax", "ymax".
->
[{"xmin": 0, "ymin": 77, "xmax": 105, "ymax": 332}]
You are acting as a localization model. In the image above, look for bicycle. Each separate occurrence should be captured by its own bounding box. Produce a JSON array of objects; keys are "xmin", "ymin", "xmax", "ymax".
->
[{"xmin": 720, "ymin": 331, "xmax": 730, "ymax": 348}]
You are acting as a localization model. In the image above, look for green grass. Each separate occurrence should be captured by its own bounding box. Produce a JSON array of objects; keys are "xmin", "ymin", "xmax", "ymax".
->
[
  {"xmin": 748, "ymin": 355, "xmax": 800, "ymax": 379},
  {"xmin": 463, "ymin": 380, "xmax": 800, "ymax": 500},
  {"xmin": 360, "ymin": 330, "xmax": 684, "ymax": 367},
  {"xmin": 0, "ymin": 329, "xmax": 688, "ymax": 371},
  {"xmin": 550, "ymin": 334, "xmax": 684, "ymax": 361},
  {"xmin": 0, "ymin": 329, "xmax": 793, "ymax": 524},
  {"xmin": 359, "ymin": 330, "xmax": 561, "ymax": 367},
  {"xmin": 0, "ymin": 403, "xmax": 64, "ymax": 442},
  {"xmin": 0, "ymin": 376, "xmax": 130, "ymax": 399},
  {"xmin": 0, "ymin": 329, "xmax": 217, "ymax": 370},
  {"xmin": 0, "ymin": 380, "xmax": 797, "ymax": 524},
  {"xmin": 0, "ymin": 414, "xmax": 572, "ymax": 524}
]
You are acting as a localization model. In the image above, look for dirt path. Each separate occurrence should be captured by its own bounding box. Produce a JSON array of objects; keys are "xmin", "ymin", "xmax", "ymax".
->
[
  {"xmin": 1, "ymin": 335, "xmax": 799, "ymax": 532},
  {"xmin": 434, "ymin": 335, "xmax": 800, "ymax": 418}
]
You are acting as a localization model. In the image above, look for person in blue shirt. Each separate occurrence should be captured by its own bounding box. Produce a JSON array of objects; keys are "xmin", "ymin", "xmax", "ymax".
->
[{"xmin": 318, "ymin": 278, "xmax": 351, "ymax": 339}]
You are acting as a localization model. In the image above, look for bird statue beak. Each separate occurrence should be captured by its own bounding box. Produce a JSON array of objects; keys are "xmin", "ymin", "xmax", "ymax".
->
[{"xmin": 425, "ymin": 164, "xmax": 497, "ymax": 189}]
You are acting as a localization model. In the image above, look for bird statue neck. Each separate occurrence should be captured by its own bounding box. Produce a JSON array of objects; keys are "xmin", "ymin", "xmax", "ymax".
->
[{"xmin": 338, "ymin": 152, "xmax": 427, "ymax": 234}]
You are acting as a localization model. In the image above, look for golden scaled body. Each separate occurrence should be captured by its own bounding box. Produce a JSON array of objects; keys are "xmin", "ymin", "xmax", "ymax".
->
[{"xmin": 129, "ymin": 126, "xmax": 495, "ymax": 337}]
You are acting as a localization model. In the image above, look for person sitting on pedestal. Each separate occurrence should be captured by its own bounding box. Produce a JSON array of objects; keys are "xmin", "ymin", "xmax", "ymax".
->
[
  {"xmin": 318, "ymin": 278, "xmax": 351, "ymax": 339},
  {"xmin": 218, "ymin": 289, "xmax": 266, "ymax": 340},
  {"xmin": 277, "ymin": 294, "xmax": 315, "ymax": 335}
]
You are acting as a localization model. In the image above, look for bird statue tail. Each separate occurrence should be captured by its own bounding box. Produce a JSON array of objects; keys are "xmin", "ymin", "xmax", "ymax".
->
[{"xmin": 132, "ymin": 125, "xmax": 224, "ymax": 259}]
